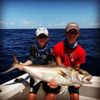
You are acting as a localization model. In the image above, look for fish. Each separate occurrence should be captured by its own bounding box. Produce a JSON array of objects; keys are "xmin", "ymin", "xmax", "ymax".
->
[{"xmin": 2, "ymin": 55, "xmax": 92, "ymax": 94}]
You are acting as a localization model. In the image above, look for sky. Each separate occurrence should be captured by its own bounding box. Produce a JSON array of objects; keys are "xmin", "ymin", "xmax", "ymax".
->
[{"xmin": 0, "ymin": 0, "xmax": 100, "ymax": 29}]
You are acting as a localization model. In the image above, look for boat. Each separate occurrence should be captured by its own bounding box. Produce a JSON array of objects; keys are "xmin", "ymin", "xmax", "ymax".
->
[{"xmin": 0, "ymin": 73, "xmax": 100, "ymax": 100}]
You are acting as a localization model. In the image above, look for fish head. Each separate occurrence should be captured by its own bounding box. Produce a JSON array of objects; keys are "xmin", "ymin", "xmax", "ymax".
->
[{"xmin": 78, "ymin": 69, "xmax": 92, "ymax": 84}]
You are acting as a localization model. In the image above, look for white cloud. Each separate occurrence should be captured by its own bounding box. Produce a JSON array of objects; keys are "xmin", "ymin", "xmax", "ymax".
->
[
  {"xmin": 0, "ymin": 21, "xmax": 8, "ymax": 25},
  {"xmin": 38, "ymin": 23, "xmax": 45, "ymax": 27},
  {"xmin": 87, "ymin": 22, "xmax": 100, "ymax": 28},
  {"xmin": 10, "ymin": 22, "xmax": 15, "ymax": 26},
  {"xmin": 22, "ymin": 20, "xmax": 37, "ymax": 28},
  {"xmin": 88, "ymin": 23, "xmax": 96, "ymax": 26},
  {"xmin": 0, "ymin": 21, "xmax": 16, "ymax": 26},
  {"xmin": 53, "ymin": 22, "xmax": 66, "ymax": 28},
  {"xmin": 23, "ymin": 20, "xmax": 30, "ymax": 25},
  {"xmin": 79, "ymin": 22, "xmax": 100, "ymax": 28}
]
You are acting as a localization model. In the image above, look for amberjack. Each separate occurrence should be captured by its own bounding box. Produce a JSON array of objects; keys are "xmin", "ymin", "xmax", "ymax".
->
[{"xmin": 2, "ymin": 55, "xmax": 92, "ymax": 94}]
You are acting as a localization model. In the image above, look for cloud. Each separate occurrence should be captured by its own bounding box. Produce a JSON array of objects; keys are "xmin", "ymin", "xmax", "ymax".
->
[
  {"xmin": 22, "ymin": 20, "xmax": 30, "ymax": 25},
  {"xmin": 87, "ymin": 22, "xmax": 100, "ymax": 28},
  {"xmin": 47, "ymin": 23, "xmax": 52, "ymax": 27},
  {"xmin": 10, "ymin": 22, "xmax": 15, "ymax": 26},
  {"xmin": 51, "ymin": 22, "xmax": 66, "ymax": 28},
  {"xmin": 0, "ymin": 21, "xmax": 16, "ymax": 26},
  {"xmin": 0, "ymin": 21, "xmax": 8, "ymax": 25},
  {"xmin": 22, "ymin": 20, "xmax": 37, "ymax": 28}
]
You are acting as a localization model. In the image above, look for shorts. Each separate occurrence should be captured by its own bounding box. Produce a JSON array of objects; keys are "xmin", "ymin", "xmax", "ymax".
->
[
  {"xmin": 68, "ymin": 86, "xmax": 79, "ymax": 94},
  {"xmin": 29, "ymin": 78, "xmax": 61, "ymax": 94}
]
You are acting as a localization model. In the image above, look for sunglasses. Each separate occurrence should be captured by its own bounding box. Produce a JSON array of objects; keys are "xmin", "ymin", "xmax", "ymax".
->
[
  {"xmin": 37, "ymin": 35, "xmax": 48, "ymax": 39},
  {"xmin": 66, "ymin": 29, "xmax": 79, "ymax": 35}
]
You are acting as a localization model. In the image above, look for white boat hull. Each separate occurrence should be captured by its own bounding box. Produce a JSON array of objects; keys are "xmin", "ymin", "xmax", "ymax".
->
[{"xmin": 0, "ymin": 73, "xmax": 100, "ymax": 100}]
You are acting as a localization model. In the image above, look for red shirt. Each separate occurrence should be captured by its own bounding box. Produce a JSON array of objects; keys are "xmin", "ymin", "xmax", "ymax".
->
[{"xmin": 53, "ymin": 41, "xmax": 86, "ymax": 68}]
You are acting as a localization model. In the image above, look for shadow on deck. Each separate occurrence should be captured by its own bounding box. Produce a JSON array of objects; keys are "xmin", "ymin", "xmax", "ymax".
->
[{"xmin": 8, "ymin": 86, "xmax": 100, "ymax": 100}]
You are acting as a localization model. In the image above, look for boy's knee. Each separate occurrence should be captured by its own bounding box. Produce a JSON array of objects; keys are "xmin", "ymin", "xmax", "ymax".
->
[
  {"xmin": 45, "ymin": 93, "xmax": 57, "ymax": 100},
  {"xmin": 28, "ymin": 93, "xmax": 37, "ymax": 100}
]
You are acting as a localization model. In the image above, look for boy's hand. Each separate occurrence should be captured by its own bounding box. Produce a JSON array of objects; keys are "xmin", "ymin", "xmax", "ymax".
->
[
  {"xmin": 19, "ymin": 62, "xmax": 24, "ymax": 64},
  {"xmin": 18, "ymin": 62, "xmax": 24, "ymax": 71},
  {"xmin": 74, "ymin": 84, "xmax": 81, "ymax": 89},
  {"xmin": 47, "ymin": 79, "xmax": 58, "ymax": 88}
]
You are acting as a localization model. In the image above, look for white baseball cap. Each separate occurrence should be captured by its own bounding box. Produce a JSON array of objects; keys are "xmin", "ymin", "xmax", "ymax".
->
[
  {"xmin": 36, "ymin": 27, "xmax": 49, "ymax": 37},
  {"xmin": 66, "ymin": 23, "xmax": 79, "ymax": 32}
]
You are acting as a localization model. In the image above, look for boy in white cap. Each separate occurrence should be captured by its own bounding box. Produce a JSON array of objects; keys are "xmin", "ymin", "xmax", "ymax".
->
[
  {"xmin": 20, "ymin": 27, "xmax": 60, "ymax": 100},
  {"xmin": 51, "ymin": 23, "xmax": 86, "ymax": 100}
]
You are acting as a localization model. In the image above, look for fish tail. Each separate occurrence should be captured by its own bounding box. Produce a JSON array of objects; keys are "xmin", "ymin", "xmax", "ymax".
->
[
  {"xmin": 1, "ymin": 54, "xmax": 19, "ymax": 74},
  {"xmin": 1, "ymin": 66, "xmax": 16, "ymax": 74}
]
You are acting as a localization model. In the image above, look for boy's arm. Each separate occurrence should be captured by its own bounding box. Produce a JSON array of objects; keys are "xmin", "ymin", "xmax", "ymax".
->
[
  {"xmin": 20, "ymin": 60, "xmax": 32, "ymax": 65},
  {"xmin": 73, "ymin": 64, "xmax": 80, "ymax": 71},
  {"xmin": 20, "ymin": 60, "xmax": 32, "ymax": 66},
  {"xmin": 48, "ymin": 56, "xmax": 63, "ymax": 88},
  {"xmin": 74, "ymin": 49, "xmax": 86, "ymax": 71}
]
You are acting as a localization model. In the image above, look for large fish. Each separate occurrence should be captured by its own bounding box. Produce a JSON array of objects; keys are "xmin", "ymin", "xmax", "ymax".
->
[{"xmin": 2, "ymin": 55, "xmax": 92, "ymax": 94}]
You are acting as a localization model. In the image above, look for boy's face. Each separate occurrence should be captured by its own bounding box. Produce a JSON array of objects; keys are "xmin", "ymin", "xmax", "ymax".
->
[
  {"xmin": 66, "ymin": 30, "xmax": 79, "ymax": 45},
  {"xmin": 66, "ymin": 33, "xmax": 79, "ymax": 44},
  {"xmin": 37, "ymin": 34, "xmax": 48, "ymax": 48}
]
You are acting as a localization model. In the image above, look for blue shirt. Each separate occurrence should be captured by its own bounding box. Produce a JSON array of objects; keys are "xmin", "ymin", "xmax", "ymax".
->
[{"xmin": 29, "ymin": 43, "xmax": 52, "ymax": 65}]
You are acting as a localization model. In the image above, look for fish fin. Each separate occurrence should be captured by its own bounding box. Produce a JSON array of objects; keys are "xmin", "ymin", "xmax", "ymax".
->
[
  {"xmin": 33, "ymin": 78, "xmax": 41, "ymax": 86},
  {"xmin": 59, "ymin": 86, "xmax": 68, "ymax": 95},
  {"xmin": 13, "ymin": 54, "xmax": 19, "ymax": 64}
]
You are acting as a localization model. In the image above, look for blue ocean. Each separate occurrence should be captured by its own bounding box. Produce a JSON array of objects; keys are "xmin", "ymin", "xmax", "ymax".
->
[{"xmin": 0, "ymin": 29, "xmax": 100, "ymax": 84}]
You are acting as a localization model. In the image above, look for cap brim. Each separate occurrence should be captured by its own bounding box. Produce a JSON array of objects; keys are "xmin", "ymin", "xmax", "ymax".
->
[
  {"xmin": 37, "ymin": 33, "xmax": 48, "ymax": 37},
  {"xmin": 67, "ymin": 27, "xmax": 79, "ymax": 32}
]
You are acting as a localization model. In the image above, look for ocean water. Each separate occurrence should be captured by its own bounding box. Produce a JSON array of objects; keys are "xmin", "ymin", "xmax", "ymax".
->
[{"xmin": 0, "ymin": 29, "xmax": 100, "ymax": 84}]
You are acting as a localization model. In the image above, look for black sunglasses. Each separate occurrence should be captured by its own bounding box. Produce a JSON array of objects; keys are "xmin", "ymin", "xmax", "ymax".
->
[
  {"xmin": 37, "ymin": 34, "xmax": 48, "ymax": 39},
  {"xmin": 66, "ymin": 29, "xmax": 79, "ymax": 34}
]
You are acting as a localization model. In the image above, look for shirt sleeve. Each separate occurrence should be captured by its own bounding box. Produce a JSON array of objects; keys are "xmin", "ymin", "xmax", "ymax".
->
[
  {"xmin": 76, "ymin": 50, "xmax": 86, "ymax": 65},
  {"xmin": 46, "ymin": 48, "xmax": 53, "ymax": 63},
  {"xmin": 52, "ymin": 44, "xmax": 61, "ymax": 58},
  {"xmin": 29, "ymin": 44, "xmax": 37, "ymax": 62}
]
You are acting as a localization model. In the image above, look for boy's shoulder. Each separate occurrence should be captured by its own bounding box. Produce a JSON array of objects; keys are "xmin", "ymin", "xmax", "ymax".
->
[
  {"xmin": 30, "ymin": 44, "xmax": 37, "ymax": 48},
  {"xmin": 53, "ymin": 41, "xmax": 64, "ymax": 49},
  {"xmin": 30, "ymin": 44, "xmax": 38, "ymax": 52},
  {"xmin": 77, "ymin": 44, "xmax": 86, "ymax": 54}
]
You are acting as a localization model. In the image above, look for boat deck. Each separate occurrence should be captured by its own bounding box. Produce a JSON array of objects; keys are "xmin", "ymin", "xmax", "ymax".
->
[
  {"xmin": 0, "ymin": 74, "xmax": 100, "ymax": 100},
  {"xmin": 8, "ymin": 86, "xmax": 100, "ymax": 100}
]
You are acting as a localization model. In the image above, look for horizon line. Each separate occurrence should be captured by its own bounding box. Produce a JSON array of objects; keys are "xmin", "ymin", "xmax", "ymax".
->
[{"xmin": 0, "ymin": 27, "xmax": 100, "ymax": 30}]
